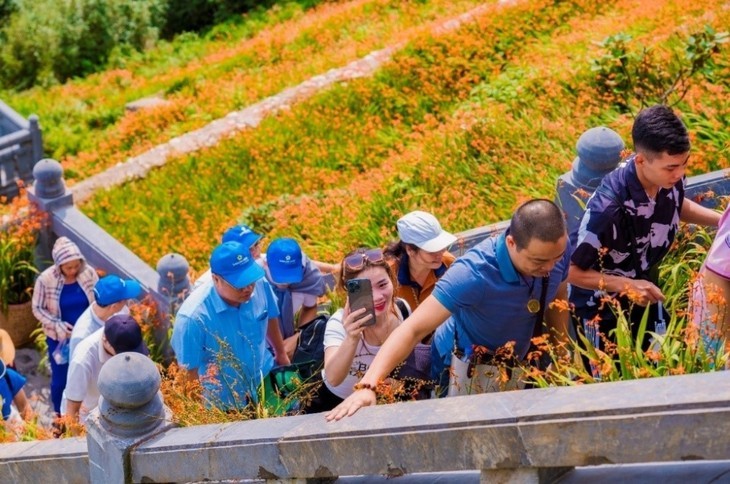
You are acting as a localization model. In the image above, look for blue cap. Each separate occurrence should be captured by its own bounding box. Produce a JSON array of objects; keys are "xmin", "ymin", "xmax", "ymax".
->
[
  {"xmin": 94, "ymin": 275, "xmax": 142, "ymax": 307},
  {"xmin": 222, "ymin": 224, "xmax": 262, "ymax": 249},
  {"xmin": 104, "ymin": 314, "xmax": 148, "ymax": 355},
  {"xmin": 210, "ymin": 241, "xmax": 265, "ymax": 289},
  {"xmin": 267, "ymin": 238, "xmax": 304, "ymax": 284}
]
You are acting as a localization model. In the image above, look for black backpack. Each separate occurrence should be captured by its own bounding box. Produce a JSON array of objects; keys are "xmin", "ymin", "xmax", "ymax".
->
[
  {"xmin": 291, "ymin": 299, "xmax": 412, "ymax": 382},
  {"xmin": 291, "ymin": 314, "xmax": 328, "ymax": 381}
]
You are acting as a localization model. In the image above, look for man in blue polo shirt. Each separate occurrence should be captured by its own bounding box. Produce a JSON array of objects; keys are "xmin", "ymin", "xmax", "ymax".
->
[
  {"xmin": 326, "ymin": 199, "xmax": 572, "ymax": 420},
  {"xmin": 171, "ymin": 241, "xmax": 289, "ymax": 410},
  {"xmin": 569, "ymin": 105, "xmax": 721, "ymax": 349}
]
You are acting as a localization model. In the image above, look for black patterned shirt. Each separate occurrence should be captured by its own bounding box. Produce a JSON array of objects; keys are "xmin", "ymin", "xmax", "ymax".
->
[{"xmin": 570, "ymin": 156, "xmax": 685, "ymax": 314}]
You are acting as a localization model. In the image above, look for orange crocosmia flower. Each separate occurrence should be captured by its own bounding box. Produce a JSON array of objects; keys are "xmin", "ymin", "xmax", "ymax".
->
[
  {"xmin": 669, "ymin": 365, "xmax": 686, "ymax": 376},
  {"xmin": 573, "ymin": 187, "xmax": 590, "ymax": 200},
  {"xmin": 549, "ymin": 298, "xmax": 570, "ymax": 312},
  {"xmin": 645, "ymin": 350, "xmax": 662, "ymax": 363}
]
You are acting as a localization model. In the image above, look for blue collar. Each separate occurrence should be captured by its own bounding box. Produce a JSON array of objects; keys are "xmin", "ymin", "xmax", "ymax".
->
[
  {"xmin": 209, "ymin": 285, "xmax": 239, "ymax": 314},
  {"xmin": 397, "ymin": 251, "xmax": 449, "ymax": 288},
  {"xmin": 495, "ymin": 231, "xmax": 520, "ymax": 285}
]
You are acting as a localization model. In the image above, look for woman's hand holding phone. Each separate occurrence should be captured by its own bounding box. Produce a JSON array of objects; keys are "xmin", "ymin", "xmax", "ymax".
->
[{"xmin": 342, "ymin": 302, "xmax": 373, "ymax": 341}]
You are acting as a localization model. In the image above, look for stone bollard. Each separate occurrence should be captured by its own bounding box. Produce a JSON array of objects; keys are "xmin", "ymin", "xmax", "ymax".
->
[
  {"xmin": 155, "ymin": 253, "xmax": 190, "ymax": 362},
  {"xmin": 29, "ymin": 159, "xmax": 73, "ymax": 270},
  {"xmin": 86, "ymin": 352, "xmax": 173, "ymax": 484},
  {"xmin": 31, "ymin": 158, "xmax": 72, "ymax": 208},
  {"xmin": 29, "ymin": 114, "xmax": 44, "ymax": 164},
  {"xmin": 555, "ymin": 126, "xmax": 625, "ymax": 246},
  {"xmin": 156, "ymin": 253, "xmax": 191, "ymax": 312}
]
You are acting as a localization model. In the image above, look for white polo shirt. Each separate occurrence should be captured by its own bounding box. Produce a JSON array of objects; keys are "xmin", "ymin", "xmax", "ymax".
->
[
  {"xmin": 64, "ymin": 328, "xmax": 112, "ymax": 422},
  {"xmin": 69, "ymin": 304, "xmax": 129, "ymax": 360}
]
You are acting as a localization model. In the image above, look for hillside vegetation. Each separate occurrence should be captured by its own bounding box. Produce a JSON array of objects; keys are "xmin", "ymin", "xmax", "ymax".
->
[
  {"xmin": 74, "ymin": 0, "xmax": 730, "ymax": 273},
  {"xmin": 2, "ymin": 0, "xmax": 486, "ymax": 180}
]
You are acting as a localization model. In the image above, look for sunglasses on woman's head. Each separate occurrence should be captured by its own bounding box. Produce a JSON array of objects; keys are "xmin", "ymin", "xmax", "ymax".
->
[{"xmin": 343, "ymin": 248, "xmax": 385, "ymax": 272}]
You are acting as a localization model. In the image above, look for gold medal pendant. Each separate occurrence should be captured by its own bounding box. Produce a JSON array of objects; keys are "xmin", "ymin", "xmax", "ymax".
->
[{"xmin": 527, "ymin": 299, "xmax": 540, "ymax": 314}]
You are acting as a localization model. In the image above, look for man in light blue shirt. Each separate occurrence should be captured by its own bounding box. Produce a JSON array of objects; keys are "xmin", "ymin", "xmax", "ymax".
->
[
  {"xmin": 327, "ymin": 199, "xmax": 573, "ymax": 419},
  {"xmin": 172, "ymin": 241, "xmax": 289, "ymax": 410}
]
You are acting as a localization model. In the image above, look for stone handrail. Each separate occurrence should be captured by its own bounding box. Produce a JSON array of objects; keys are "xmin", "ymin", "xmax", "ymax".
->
[
  {"xmin": 0, "ymin": 436, "xmax": 88, "ymax": 482},
  {"xmin": 3, "ymin": 370, "xmax": 728, "ymax": 483},
  {"xmin": 28, "ymin": 159, "xmax": 190, "ymax": 358},
  {"xmin": 0, "ymin": 100, "xmax": 43, "ymax": 200},
  {"xmin": 127, "ymin": 371, "xmax": 730, "ymax": 483}
]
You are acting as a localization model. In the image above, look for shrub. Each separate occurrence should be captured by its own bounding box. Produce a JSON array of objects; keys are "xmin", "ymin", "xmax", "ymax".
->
[
  {"xmin": 0, "ymin": 0, "xmax": 17, "ymax": 26},
  {"xmin": 162, "ymin": 0, "xmax": 323, "ymax": 38},
  {"xmin": 0, "ymin": 188, "xmax": 43, "ymax": 314},
  {"xmin": 0, "ymin": 0, "xmax": 166, "ymax": 90},
  {"xmin": 591, "ymin": 26, "xmax": 729, "ymax": 115}
]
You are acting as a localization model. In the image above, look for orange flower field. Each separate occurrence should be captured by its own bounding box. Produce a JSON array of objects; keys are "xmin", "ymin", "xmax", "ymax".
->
[
  {"xmin": 76, "ymin": 0, "xmax": 730, "ymax": 276},
  {"xmin": 2, "ymin": 0, "xmax": 488, "ymax": 181}
]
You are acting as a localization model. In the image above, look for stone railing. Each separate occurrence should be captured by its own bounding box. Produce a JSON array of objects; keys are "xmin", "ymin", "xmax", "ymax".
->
[
  {"xmin": 27, "ymin": 159, "xmax": 191, "ymax": 355},
  {"xmin": 0, "ymin": 100, "xmax": 43, "ymax": 200},
  {"xmin": 1, "ymin": 354, "xmax": 729, "ymax": 483}
]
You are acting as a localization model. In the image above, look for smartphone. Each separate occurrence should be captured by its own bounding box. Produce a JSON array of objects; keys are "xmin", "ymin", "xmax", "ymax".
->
[{"xmin": 346, "ymin": 278, "xmax": 376, "ymax": 327}]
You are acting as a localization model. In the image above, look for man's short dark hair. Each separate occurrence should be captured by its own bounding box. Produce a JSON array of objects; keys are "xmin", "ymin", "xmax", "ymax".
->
[
  {"xmin": 509, "ymin": 199, "xmax": 567, "ymax": 250},
  {"xmin": 632, "ymin": 104, "xmax": 690, "ymax": 157}
]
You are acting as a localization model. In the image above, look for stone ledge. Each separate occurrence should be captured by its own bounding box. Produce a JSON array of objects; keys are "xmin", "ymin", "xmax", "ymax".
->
[{"xmin": 131, "ymin": 372, "xmax": 730, "ymax": 482}]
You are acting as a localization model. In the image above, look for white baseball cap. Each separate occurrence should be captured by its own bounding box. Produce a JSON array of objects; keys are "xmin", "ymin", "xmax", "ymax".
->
[{"xmin": 397, "ymin": 211, "xmax": 457, "ymax": 252}]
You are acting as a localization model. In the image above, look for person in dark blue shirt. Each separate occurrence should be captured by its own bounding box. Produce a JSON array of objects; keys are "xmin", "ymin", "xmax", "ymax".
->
[
  {"xmin": 569, "ymin": 105, "xmax": 721, "ymax": 349},
  {"xmin": 1, "ymin": 331, "xmax": 31, "ymax": 422}
]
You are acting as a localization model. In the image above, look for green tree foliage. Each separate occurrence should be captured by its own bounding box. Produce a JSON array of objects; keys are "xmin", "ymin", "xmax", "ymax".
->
[
  {"xmin": 591, "ymin": 26, "xmax": 729, "ymax": 115},
  {"xmin": 0, "ymin": 0, "xmax": 166, "ymax": 90},
  {"xmin": 161, "ymin": 0, "xmax": 320, "ymax": 38},
  {"xmin": 0, "ymin": 0, "xmax": 18, "ymax": 26}
]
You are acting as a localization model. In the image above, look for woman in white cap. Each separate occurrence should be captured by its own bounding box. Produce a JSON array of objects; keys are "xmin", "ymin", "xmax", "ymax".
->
[
  {"xmin": 384, "ymin": 211, "xmax": 457, "ymax": 316},
  {"xmin": 32, "ymin": 236, "xmax": 98, "ymax": 416}
]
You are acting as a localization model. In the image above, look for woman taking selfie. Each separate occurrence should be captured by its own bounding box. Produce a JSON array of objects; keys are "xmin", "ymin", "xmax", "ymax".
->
[{"xmin": 304, "ymin": 248, "xmax": 407, "ymax": 412}]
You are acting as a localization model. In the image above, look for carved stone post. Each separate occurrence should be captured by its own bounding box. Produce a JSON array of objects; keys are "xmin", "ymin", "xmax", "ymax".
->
[
  {"xmin": 155, "ymin": 253, "xmax": 190, "ymax": 360},
  {"xmin": 86, "ymin": 352, "xmax": 173, "ymax": 484},
  {"xmin": 156, "ymin": 253, "xmax": 191, "ymax": 314},
  {"xmin": 555, "ymin": 126, "xmax": 625, "ymax": 245},
  {"xmin": 28, "ymin": 159, "xmax": 73, "ymax": 270},
  {"xmin": 29, "ymin": 115, "xmax": 44, "ymax": 164}
]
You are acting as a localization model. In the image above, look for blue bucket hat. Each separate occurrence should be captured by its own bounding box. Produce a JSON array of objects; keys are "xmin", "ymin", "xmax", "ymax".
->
[
  {"xmin": 210, "ymin": 241, "xmax": 265, "ymax": 289},
  {"xmin": 94, "ymin": 275, "xmax": 142, "ymax": 307},
  {"xmin": 222, "ymin": 224, "xmax": 262, "ymax": 249},
  {"xmin": 267, "ymin": 238, "xmax": 304, "ymax": 284}
]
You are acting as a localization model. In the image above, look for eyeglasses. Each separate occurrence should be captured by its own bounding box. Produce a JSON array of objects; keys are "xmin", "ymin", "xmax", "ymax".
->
[
  {"xmin": 343, "ymin": 248, "xmax": 385, "ymax": 272},
  {"xmin": 214, "ymin": 274, "xmax": 252, "ymax": 292}
]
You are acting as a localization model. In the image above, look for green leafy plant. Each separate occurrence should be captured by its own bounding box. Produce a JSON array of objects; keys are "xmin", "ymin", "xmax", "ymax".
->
[
  {"xmin": 524, "ymin": 216, "xmax": 728, "ymax": 387},
  {"xmin": 525, "ymin": 300, "xmax": 725, "ymax": 388},
  {"xmin": 0, "ymin": 189, "xmax": 42, "ymax": 314},
  {"xmin": 591, "ymin": 26, "xmax": 729, "ymax": 114}
]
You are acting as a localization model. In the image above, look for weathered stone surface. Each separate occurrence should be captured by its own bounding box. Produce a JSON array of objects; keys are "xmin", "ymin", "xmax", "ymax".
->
[
  {"xmin": 98, "ymin": 353, "xmax": 160, "ymax": 409},
  {"xmin": 124, "ymin": 95, "xmax": 171, "ymax": 113},
  {"xmin": 129, "ymin": 372, "xmax": 730, "ymax": 482},
  {"xmin": 0, "ymin": 437, "xmax": 88, "ymax": 484},
  {"xmin": 480, "ymin": 467, "xmax": 572, "ymax": 484},
  {"xmin": 132, "ymin": 414, "xmax": 305, "ymax": 482}
]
